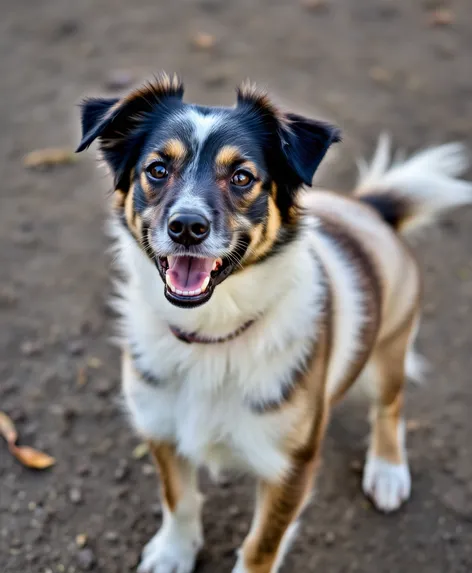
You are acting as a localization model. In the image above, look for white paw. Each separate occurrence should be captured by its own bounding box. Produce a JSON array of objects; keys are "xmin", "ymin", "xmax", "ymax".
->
[
  {"xmin": 137, "ymin": 526, "xmax": 202, "ymax": 573},
  {"xmin": 363, "ymin": 454, "xmax": 411, "ymax": 513},
  {"xmin": 232, "ymin": 559, "xmax": 247, "ymax": 573}
]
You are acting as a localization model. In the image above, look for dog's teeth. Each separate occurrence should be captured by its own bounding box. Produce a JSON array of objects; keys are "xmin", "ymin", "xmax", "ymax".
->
[
  {"xmin": 176, "ymin": 289, "xmax": 183, "ymax": 295},
  {"xmin": 212, "ymin": 258, "xmax": 223, "ymax": 271},
  {"xmin": 195, "ymin": 288, "xmax": 202, "ymax": 295},
  {"xmin": 201, "ymin": 277, "xmax": 210, "ymax": 292},
  {"xmin": 166, "ymin": 274, "xmax": 176, "ymax": 292}
]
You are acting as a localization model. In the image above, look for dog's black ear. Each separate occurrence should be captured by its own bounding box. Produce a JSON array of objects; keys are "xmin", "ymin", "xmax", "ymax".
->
[
  {"xmin": 236, "ymin": 82, "xmax": 341, "ymax": 188},
  {"xmin": 281, "ymin": 113, "xmax": 341, "ymax": 187},
  {"xmin": 76, "ymin": 73, "xmax": 184, "ymax": 187},
  {"xmin": 76, "ymin": 97, "xmax": 120, "ymax": 153}
]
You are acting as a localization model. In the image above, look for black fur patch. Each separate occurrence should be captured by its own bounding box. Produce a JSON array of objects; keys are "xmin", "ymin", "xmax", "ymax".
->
[
  {"xmin": 360, "ymin": 193, "xmax": 410, "ymax": 230},
  {"xmin": 246, "ymin": 192, "xmax": 269, "ymax": 225}
]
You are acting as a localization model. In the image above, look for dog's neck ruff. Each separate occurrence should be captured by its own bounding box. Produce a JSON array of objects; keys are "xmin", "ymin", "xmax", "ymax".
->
[{"xmin": 169, "ymin": 318, "xmax": 256, "ymax": 344}]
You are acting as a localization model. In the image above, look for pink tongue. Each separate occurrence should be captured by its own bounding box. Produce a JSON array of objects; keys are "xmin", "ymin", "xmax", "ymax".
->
[{"xmin": 167, "ymin": 256, "xmax": 214, "ymax": 291}]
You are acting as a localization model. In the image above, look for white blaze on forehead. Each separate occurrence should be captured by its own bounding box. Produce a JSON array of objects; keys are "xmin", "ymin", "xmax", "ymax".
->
[
  {"xmin": 184, "ymin": 108, "xmax": 222, "ymax": 148},
  {"xmin": 170, "ymin": 108, "xmax": 223, "ymax": 215}
]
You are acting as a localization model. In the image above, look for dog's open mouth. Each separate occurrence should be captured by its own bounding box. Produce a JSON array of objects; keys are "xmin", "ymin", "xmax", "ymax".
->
[{"xmin": 156, "ymin": 255, "xmax": 232, "ymax": 308}]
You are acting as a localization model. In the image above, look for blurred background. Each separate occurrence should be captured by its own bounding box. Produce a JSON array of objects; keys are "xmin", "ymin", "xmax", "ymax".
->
[{"xmin": 1, "ymin": 0, "xmax": 472, "ymax": 572}]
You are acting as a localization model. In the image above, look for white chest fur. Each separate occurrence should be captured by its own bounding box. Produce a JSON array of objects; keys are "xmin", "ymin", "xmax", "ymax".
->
[{"xmin": 114, "ymin": 222, "xmax": 325, "ymax": 481}]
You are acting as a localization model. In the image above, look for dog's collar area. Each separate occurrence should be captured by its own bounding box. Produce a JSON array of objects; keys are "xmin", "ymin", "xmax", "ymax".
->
[{"xmin": 169, "ymin": 319, "xmax": 256, "ymax": 344}]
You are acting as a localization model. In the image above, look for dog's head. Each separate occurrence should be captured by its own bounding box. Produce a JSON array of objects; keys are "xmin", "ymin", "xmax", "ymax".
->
[{"xmin": 77, "ymin": 73, "xmax": 340, "ymax": 308}]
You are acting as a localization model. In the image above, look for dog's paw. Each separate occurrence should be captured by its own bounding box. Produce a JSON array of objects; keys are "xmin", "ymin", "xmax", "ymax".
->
[
  {"xmin": 362, "ymin": 454, "xmax": 411, "ymax": 513},
  {"xmin": 231, "ymin": 559, "xmax": 247, "ymax": 573},
  {"xmin": 137, "ymin": 527, "xmax": 202, "ymax": 573}
]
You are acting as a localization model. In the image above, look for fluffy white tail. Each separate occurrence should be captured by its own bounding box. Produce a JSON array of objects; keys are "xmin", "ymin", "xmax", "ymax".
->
[{"xmin": 354, "ymin": 134, "xmax": 472, "ymax": 234}]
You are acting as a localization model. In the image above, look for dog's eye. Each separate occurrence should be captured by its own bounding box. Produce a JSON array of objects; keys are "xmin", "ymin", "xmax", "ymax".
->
[
  {"xmin": 231, "ymin": 170, "xmax": 254, "ymax": 188},
  {"xmin": 146, "ymin": 162, "xmax": 169, "ymax": 181}
]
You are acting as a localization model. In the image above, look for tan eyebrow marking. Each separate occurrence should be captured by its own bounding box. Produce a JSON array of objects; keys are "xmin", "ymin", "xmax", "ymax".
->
[
  {"xmin": 145, "ymin": 138, "xmax": 187, "ymax": 165},
  {"xmin": 215, "ymin": 145, "xmax": 243, "ymax": 168},
  {"xmin": 162, "ymin": 138, "xmax": 187, "ymax": 162}
]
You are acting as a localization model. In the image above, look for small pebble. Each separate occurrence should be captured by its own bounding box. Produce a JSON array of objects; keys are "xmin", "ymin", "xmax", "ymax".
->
[
  {"xmin": 95, "ymin": 380, "xmax": 113, "ymax": 397},
  {"xmin": 114, "ymin": 460, "xmax": 129, "ymax": 482},
  {"xmin": 76, "ymin": 464, "xmax": 90, "ymax": 477},
  {"xmin": 324, "ymin": 531, "xmax": 336, "ymax": 546},
  {"xmin": 77, "ymin": 548, "xmax": 96, "ymax": 571},
  {"xmin": 228, "ymin": 504, "xmax": 240, "ymax": 516},
  {"xmin": 142, "ymin": 463, "xmax": 155, "ymax": 476},
  {"xmin": 69, "ymin": 488, "xmax": 83, "ymax": 505},
  {"xmin": 104, "ymin": 531, "xmax": 119, "ymax": 543},
  {"xmin": 68, "ymin": 340, "xmax": 85, "ymax": 356},
  {"xmin": 20, "ymin": 340, "xmax": 43, "ymax": 356}
]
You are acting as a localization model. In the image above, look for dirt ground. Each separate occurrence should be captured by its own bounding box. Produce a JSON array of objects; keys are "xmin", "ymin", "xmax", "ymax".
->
[{"xmin": 1, "ymin": 0, "xmax": 472, "ymax": 572}]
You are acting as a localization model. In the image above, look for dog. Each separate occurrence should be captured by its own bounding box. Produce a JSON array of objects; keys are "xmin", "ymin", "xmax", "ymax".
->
[{"xmin": 76, "ymin": 73, "xmax": 472, "ymax": 573}]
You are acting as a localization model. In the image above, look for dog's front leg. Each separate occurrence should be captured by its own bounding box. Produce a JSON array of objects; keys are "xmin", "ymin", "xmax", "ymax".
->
[
  {"xmin": 138, "ymin": 442, "xmax": 203, "ymax": 573},
  {"xmin": 233, "ymin": 454, "xmax": 317, "ymax": 573}
]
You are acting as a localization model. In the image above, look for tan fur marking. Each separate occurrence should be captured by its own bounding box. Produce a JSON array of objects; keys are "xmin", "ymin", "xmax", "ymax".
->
[
  {"xmin": 145, "ymin": 150, "xmax": 167, "ymax": 163},
  {"xmin": 369, "ymin": 310, "xmax": 418, "ymax": 464},
  {"xmin": 242, "ymin": 179, "xmax": 263, "ymax": 206},
  {"xmin": 162, "ymin": 138, "xmax": 187, "ymax": 163},
  {"xmin": 139, "ymin": 173, "xmax": 154, "ymax": 199},
  {"xmin": 124, "ymin": 184, "xmax": 138, "ymax": 236},
  {"xmin": 248, "ymin": 223, "xmax": 264, "ymax": 251},
  {"xmin": 371, "ymin": 395, "xmax": 404, "ymax": 464},
  {"xmin": 240, "ymin": 277, "xmax": 333, "ymax": 572},
  {"xmin": 114, "ymin": 189, "xmax": 126, "ymax": 210},
  {"xmin": 148, "ymin": 442, "xmax": 182, "ymax": 512},
  {"xmin": 215, "ymin": 145, "xmax": 241, "ymax": 168},
  {"xmin": 249, "ymin": 196, "xmax": 282, "ymax": 261}
]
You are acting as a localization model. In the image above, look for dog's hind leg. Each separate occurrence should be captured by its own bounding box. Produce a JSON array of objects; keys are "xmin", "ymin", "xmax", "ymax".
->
[
  {"xmin": 362, "ymin": 311, "xmax": 418, "ymax": 513},
  {"xmin": 138, "ymin": 442, "xmax": 203, "ymax": 573}
]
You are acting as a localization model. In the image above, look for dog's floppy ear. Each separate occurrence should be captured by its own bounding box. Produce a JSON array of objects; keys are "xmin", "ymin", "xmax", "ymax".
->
[
  {"xmin": 76, "ymin": 97, "xmax": 120, "ymax": 153},
  {"xmin": 76, "ymin": 73, "xmax": 184, "ymax": 187},
  {"xmin": 236, "ymin": 82, "xmax": 340, "ymax": 187},
  {"xmin": 281, "ymin": 113, "xmax": 341, "ymax": 186}
]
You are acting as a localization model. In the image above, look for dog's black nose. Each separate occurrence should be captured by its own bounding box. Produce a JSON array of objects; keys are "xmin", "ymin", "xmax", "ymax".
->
[{"xmin": 167, "ymin": 212, "xmax": 211, "ymax": 246}]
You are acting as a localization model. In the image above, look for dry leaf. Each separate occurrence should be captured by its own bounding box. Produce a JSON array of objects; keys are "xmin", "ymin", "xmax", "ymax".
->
[
  {"xmin": 300, "ymin": 0, "xmax": 329, "ymax": 12},
  {"xmin": 0, "ymin": 411, "xmax": 18, "ymax": 445},
  {"xmin": 191, "ymin": 33, "xmax": 216, "ymax": 51},
  {"xmin": 77, "ymin": 365, "xmax": 88, "ymax": 387},
  {"xmin": 132, "ymin": 442, "xmax": 149, "ymax": 459},
  {"xmin": 10, "ymin": 444, "xmax": 56, "ymax": 469},
  {"xmin": 23, "ymin": 147, "xmax": 76, "ymax": 169},
  {"xmin": 429, "ymin": 8, "xmax": 454, "ymax": 27},
  {"xmin": 369, "ymin": 66, "xmax": 394, "ymax": 85}
]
